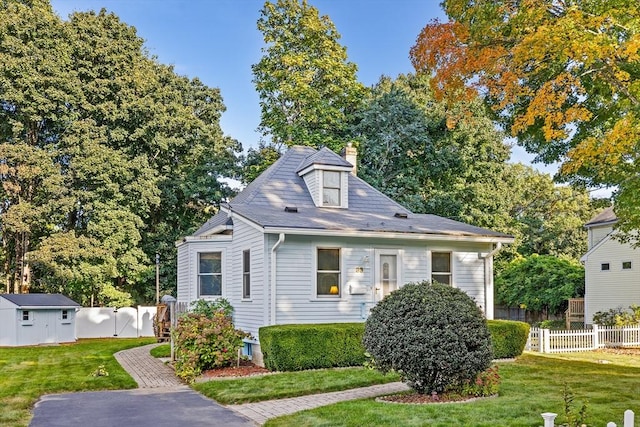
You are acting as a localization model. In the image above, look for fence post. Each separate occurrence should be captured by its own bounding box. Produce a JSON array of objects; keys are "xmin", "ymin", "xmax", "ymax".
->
[
  {"xmin": 593, "ymin": 324, "xmax": 599, "ymax": 349},
  {"xmin": 542, "ymin": 328, "xmax": 551, "ymax": 353},
  {"xmin": 624, "ymin": 409, "xmax": 634, "ymax": 427},
  {"xmin": 607, "ymin": 423, "xmax": 617, "ymax": 427},
  {"xmin": 541, "ymin": 413, "xmax": 557, "ymax": 427}
]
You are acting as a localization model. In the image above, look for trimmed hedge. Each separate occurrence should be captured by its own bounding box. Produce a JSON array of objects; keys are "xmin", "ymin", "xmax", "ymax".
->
[
  {"xmin": 258, "ymin": 319, "xmax": 529, "ymax": 371},
  {"xmin": 259, "ymin": 323, "xmax": 367, "ymax": 371},
  {"xmin": 487, "ymin": 320, "xmax": 530, "ymax": 358}
]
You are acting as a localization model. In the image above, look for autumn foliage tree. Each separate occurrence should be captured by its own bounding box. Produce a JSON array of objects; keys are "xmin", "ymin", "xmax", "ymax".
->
[{"xmin": 411, "ymin": 0, "xmax": 640, "ymax": 240}]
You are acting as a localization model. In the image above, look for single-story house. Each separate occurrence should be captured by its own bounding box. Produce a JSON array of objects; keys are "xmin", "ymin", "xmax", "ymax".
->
[
  {"xmin": 581, "ymin": 207, "xmax": 640, "ymax": 324},
  {"xmin": 0, "ymin": 293, "xmax": 80, "ymax": 346},
  {"xmin": 176, "ymin": 145, "xmax": 514, "ymax": 364}
]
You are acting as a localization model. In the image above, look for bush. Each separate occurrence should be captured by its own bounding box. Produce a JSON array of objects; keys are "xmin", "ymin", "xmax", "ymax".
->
[
  {"xmin": 487, "ymin": 320, "xmax": 530, "ymax": 358},
  {"xmin": 259, "ymin": 323, "xmax": 366, "ymax": 371},
  {"xmin": 593, "ymin": 305, "xmax": 640, "ymax": 326},
  {"xmin": 173, "ymin": 311, "xmax": 249, "ymax": 382},
  {"xmin": 363, "ymin": 281, "xmax": 493, "ymax": 394},
  {"xmin": 189, "ymin": 298, "xmax": 234, "ymax": 319}
]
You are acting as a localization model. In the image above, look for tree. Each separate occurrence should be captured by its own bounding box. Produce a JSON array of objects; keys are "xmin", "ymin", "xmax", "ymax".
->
[
  {"xmin": 410, "ymin": 0, "xmax": 640, "ymax": 238},
  {"xmin": 495, "ymin": 254, "xmax": 585, "ymax": 319},
  {"xmin": 353, "ymin": 73, "xmax": 511, "ymax": 223},
  {"xmin": 252, "ymin": 0, "xmax": 365, "ymax": 152},
  {"xmin": 0, "ymin": 3, "xmax": 241, "ymax": 303}
]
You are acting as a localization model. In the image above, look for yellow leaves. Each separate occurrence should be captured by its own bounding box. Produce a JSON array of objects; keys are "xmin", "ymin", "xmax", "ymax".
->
[
  {"xmin": 563, "ymin": 114, "xmax": 640, "ymax": 177},
  {"xmin": 512, "ymin": 73, "xmax": 591, "ymax": 141}
]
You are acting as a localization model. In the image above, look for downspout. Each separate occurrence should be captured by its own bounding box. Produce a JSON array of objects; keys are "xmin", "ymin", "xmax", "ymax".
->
[
  {"xmin": 270, "ymin": 233, "xmax": 285, "ymax": 325},
  {"xmin": 480, "ymin": 242, "xmax": 503, "ymax": 320}
]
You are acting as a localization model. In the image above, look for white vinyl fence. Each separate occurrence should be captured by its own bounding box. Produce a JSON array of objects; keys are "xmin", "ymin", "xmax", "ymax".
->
[
  {"xmin": 76, "ymin": 306, "xmax": 157, "ymax": 338},
  {"xmin": 542, "ymin": 410, "xmax": 634, "ymax": 427},
  {"xmin": 527, "ymin": 325, "xmax": 640, "ymax": 353}
]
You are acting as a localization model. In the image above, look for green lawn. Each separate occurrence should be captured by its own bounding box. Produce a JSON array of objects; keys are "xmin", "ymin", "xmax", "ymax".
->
[
  {"xmin": 260, "ymin": 353, "xmax": 640, "ymax": 427},
  {"xmin": 0, "ymin": 338, "xmax": 156, "ymax": 427},
  {"xmin": 194, "ymin": 367, "xmax": 402, "ymax": 404}
]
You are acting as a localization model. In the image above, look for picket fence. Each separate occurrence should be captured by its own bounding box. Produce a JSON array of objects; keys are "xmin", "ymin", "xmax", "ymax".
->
[
  {"xmin": 542, "ymin": 410, "xmax": 635, "ymax": 427},
  {"xmin": 527, "ymin": 325, "xmax": 640, "ymax": 353}
]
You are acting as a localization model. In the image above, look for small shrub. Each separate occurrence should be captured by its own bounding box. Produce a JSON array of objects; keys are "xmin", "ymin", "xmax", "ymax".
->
[
  {"xmin": 448, "ymin": 365, "xmax": 500, "ymax": 398},
  {"xmin": 189, "ymin": 298, "xmax": 234, "ymax": 319},
  {"xmin": 593, "ymin": 305, "xmax": 640, "ymax": 326},
  {"xmin": 173, "ymin": 311, "xmax": 249, "ymax": 383},
  {"xmin": 259, "ymin": 323, "xmax": 366, "ymax": 371},
  {"xmin": 363, "ymin": 281, "xmax": 493, "ymax": 394},
  {"xmin": 487, "ymin": 320, "xmax": 530, "ymax": 358},
  {"xmin": 537, "ymin": 319, "xmax": 566, "ymax": 330}
]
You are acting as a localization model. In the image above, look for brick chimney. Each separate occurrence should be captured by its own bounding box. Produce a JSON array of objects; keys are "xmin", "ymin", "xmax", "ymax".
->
[{"xmin": 341, "ymin": 142, "xmax": 357, "ymax": 176}]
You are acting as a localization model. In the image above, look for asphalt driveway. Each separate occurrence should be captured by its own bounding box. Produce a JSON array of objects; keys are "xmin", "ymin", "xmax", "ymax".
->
[{"xmin": 30, "ymin": 386, "xmax": 255, "ymax": 427}]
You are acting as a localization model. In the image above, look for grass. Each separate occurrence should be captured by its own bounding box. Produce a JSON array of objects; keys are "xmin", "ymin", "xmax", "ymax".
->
[
  {"xmin": 150, "ymin": 343, "xmax": 170, "ymax": 358},
  {"xmin": 0, "ymin": 338, "xmax": 156, "ymax": 427},
  {"xmin": 262, "ymin": 353, "xmax": 640, "ymax": 427},
  {"xmin": 193, "ymin": 367, "xmax": 402, "ymax": 404}
]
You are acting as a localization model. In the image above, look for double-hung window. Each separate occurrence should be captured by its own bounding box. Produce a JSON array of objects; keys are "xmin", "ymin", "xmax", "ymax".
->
[
  {"xmin": 199, "ymin": 252, "xmax": 222, "ymax": 296},
  {"xmin": 432, "ymin": 252, "xmax": 452, "ymax": 285},
  {"xmin": 317, "ymin": 248, "xmax": 341, "ymax": 297},
  {"xmin": 243, "ymin": 250, "xmax": 251, "ymax": 299},
  {"xmin": 322, "ymin": 171, "xmax": 341, "ymax": 207}
]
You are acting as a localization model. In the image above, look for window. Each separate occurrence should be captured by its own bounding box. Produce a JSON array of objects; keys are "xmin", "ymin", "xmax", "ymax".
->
[
  {"xmin": 317, "ymin": 248, "xmax": 341, "ymax": 297},
  {"xmin": 623, "ymin": 261, "xmax": 632, "ymax": 270},
  {"xmin": 243, "ymin": 250, "xmax": 251, "ymax": 299},
  {"xmin": 62, "ymin": 310, "xmax": 68, "ymax": 320},
  {"xmin": 22, "ymin": 310, "xmax": 30, "ymax": 321},
  {"xmin": 322, "ymin": 171, "xmax": 341, "ymax": 207},
  {"xmin": 601, "ymin": 262, "xmax": 610, "ymax": 271},
  {"xmin": 199, "ymin": 252, "xmax": 222, "ymax": 296},
  {"xmin": 432, "ymin": 252, "xmax": 452, "ymax": 285}
]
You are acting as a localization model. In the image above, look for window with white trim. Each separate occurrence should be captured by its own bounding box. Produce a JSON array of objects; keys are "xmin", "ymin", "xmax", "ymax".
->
[
  {"xmin": 317, "ymin": 248, "xmax": 341, "ymax": 297},
  {"xmin": 601, "ymin": 262, "xmax": 610, "ymax": 271},
  {"xmin": 322, "ymin": 171, "xmax": 341, "ymax": 207},
  {"xmin": 622, "ymin": 261, "xmax": 632, "ymax": 270},
  {"xmin": 62, "ymin": 310, "xmax": 68, "ymax": 320},
  {"xmin": 432, "ymin": 252, "xmax": 452, "ymax": 285},
  {"xmin": 22, "ymin": 310, "xmax": 30, "ymax": 321},
  {"xmin": 199, "ymin": 252, "xmax": 222, "ymax": 296},
  {"xmin": 243, "ymin": 250, "xmax": 251, "ymax": 299}
]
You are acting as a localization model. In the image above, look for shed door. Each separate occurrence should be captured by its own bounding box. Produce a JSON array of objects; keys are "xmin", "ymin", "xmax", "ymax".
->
[
  {"xmin": 40, "ymin": 311, "xmax": 58, "ymax": 344},
  {"xmin": 374, "ymin": 250, "xmax": 400, "ymax": 302}
]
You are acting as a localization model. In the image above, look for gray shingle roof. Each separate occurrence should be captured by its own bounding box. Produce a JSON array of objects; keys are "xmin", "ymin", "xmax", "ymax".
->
[
  {"xmin": 0, "ymin": 293, "xmax": 80, "ymax": 308},
  {"xmin": 196, "ymin": 145, "xmax": 512, "ymax": 240},
  {"xmin": 296, "ymin": 146, "xmax": 353, "ymax": 172},
  {"xmin": 585, "ymin": 206, "xmax": 617, "ymax": 227}
]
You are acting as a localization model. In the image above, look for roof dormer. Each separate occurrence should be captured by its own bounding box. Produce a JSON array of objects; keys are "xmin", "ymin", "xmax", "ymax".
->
[{"xmin": 297, "ymin": 146, "xmax": 354, "ymax": 208}]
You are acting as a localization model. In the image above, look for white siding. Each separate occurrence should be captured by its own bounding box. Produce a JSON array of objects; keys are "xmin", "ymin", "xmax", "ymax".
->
[
  {"xmin": 272, "ymin": 236, "xmax": 491, "ymax": 325},
  {"xmin": 302, "ymin": 170, "xmax": 320, "ymax": 207},
  {"xmin": 589, "ymin": 225, "xmax": 613, "ymax": 249},
  {"xmin": 227, "ymin": 219, "xmax": 266, "ymax": 337},
  {"xmin": 0, "ymin": 300, "xmax": 17, "ymax": 346},
  {"xmin": 584, "ymin": 236, "xmax": 640, "ymax": 324}
]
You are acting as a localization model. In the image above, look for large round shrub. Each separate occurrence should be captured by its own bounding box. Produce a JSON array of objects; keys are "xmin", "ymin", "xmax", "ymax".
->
[{"xmin": 363, "ymin": 281, "xmax": 493, "ymax": 394}]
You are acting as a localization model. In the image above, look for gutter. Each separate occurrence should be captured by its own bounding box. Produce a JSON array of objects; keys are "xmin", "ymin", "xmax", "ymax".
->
[
  {"xmin": 480, "ymin": 242, "xmax": 503, "ymax": 320},
  {"xmin": 270, "ymin": 233, "xmax": 286, "ymax": 325}
]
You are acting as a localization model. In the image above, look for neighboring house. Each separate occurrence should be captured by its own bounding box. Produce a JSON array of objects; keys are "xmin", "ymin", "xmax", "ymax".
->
[
  {"xmin": 581, "ymin": 207, "xmax": 640, "ymax": 324},
  {"xmin": 0, "ymin": 293, "xmax": 80, "ymax": 346},
  {"xmin": 176, "ymin": 145, "xmax": 514, "ymax": 363}
]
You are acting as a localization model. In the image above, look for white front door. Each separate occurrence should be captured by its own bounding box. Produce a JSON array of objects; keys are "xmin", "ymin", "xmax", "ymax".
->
[{"xmin": 374, "ymin": 250, "xmax": 400, "ymax": 302}]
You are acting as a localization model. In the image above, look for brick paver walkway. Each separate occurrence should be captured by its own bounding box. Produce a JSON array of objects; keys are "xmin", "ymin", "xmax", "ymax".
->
[
  {"xmin": 114, "ymin": 343, "xmax": 184, "ymax": 388},
  {"xmin": 115, "ymin": 343, "xmax": 411, "ymax": 425},
  {"xmin": 227, "ymin": 381, "xmax": 411, "ymax": 425}
]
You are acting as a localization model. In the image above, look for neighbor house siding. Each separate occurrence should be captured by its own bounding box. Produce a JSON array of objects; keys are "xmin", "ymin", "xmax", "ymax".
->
[
  {"xmin": 584, "ymin": 236, "xmax": 640, "ymax": 324},
  {"xmin": 0, "ymin": 301, "xmax": 17, "ymax": 346},
  {"xmin": 589, "ymin": 225, "xmax": 613, "ymax": 249},
  {"xmin": 454, "ymin": 251, "xmax": 486, "ymax": 312}
]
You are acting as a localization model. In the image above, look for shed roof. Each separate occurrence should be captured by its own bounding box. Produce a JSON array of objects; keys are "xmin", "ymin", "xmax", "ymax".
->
[
  {"xmin": 0, "ymin": 293, "xmax": 80, "ymax": 308},
  {"xmin": 194, "ymin": 145, "xmax": 513, "ymax": 242}
]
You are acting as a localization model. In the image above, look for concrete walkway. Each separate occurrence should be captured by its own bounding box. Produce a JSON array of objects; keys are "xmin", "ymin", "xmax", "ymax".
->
[{"xmin": 112, "ymin": 343, "xmax": 410, "ymax": 425}]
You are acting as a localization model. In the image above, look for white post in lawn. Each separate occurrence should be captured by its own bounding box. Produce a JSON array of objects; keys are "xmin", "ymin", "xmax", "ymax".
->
[
  {"xmin": 541, "ymin": 412, "xmax": 557, "ymax": 427},
  {"xmin": 607, "ymin": 422, "xmax": 616, "ymax": 427},
  {"xmin": 624, "ymin": 409, "xmax": 634, "ymax": 427}
]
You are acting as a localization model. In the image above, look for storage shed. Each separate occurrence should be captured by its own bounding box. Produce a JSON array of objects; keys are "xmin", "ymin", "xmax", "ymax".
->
[{"xmin": 0, "ymin": 294, "xmax": 81, "ymax": 346}]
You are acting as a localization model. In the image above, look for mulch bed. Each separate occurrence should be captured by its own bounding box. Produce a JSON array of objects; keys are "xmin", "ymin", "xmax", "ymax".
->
[
  {"xmin": 200, "ymin": 360, "xmax": 271, "ymax": 379},
  {"xmin": 377, "ymin": 391, "xmax": 497, "ymax": 405}
]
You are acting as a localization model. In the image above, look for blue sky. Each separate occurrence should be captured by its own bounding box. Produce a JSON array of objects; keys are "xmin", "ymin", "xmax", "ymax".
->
[{"xmin": 50, "ymin": 0, "xmax": 550, "ymax": 173}]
